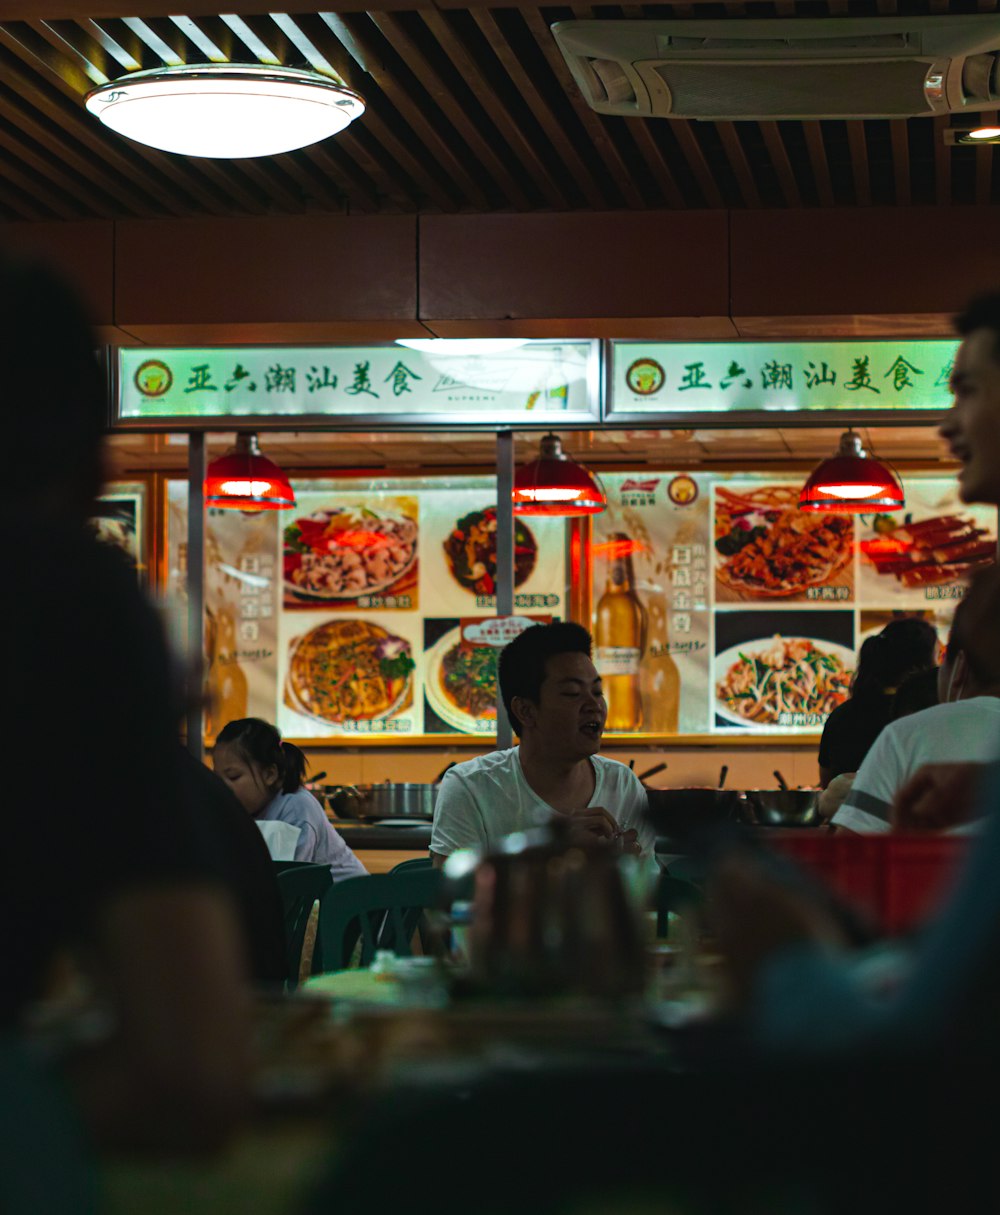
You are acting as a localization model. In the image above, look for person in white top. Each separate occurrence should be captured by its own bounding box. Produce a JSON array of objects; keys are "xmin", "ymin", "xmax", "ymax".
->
[
  {"xmin": 430, "ymin": 622, "xmax": 655, "ymax": 863},
  {"xmin": 213, "ymin": 717, "xmax": 368, "ymax": 882},
  {"xmin": 833, "ymin": 593, "xmax": 1000, "ymax": 833}
]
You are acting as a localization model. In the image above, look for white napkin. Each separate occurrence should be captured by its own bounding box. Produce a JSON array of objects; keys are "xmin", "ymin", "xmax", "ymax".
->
[{"xmin": 255, "ymin": 819, "xmax": 302, "ymax": 861}]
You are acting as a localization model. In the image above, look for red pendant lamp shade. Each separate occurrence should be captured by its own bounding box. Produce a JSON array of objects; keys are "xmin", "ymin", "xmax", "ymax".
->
[
  {"xmin": 799, "ymin": 430, "xmax": 904, "ymax": 513},
  {"xmin": 204, "ymin": 432, "xmax": 296, "ymax": 511},
  {"xmin": 512, "ymin": 433, "xmax": 607, "ymax": 517}
]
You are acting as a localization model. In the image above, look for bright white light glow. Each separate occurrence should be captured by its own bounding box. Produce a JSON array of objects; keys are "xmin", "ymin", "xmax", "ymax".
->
[
  {"xmin": 518, "ymin": 487, "xmax": 592, "ymax": 501},
  {"xmin": 968, "ymin": 127, "xmax": 1000, "ymax": 140},
  {"xmin": 815, "ymin": 482, "xmax": 886, "ymax": 498},
  {"xmin": 219, "ymin": 479, "xmax": 275, "ymax": 496},
  {"xmin": 395, "ymin": 339, "xmax": 530, "ymax": 356},
  {"xmin": 86, "ymin": 64, "xmax": 364, "ymax": 158}
]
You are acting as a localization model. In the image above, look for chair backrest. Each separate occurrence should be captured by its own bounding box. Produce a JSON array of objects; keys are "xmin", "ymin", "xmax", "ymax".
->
[
  {"xmin": 274, "ymin": 862, "xmax": 333, "ymax": 984},
  {"xmin": 316, "ymin": 869, "xmax": 444, "ymax": 972},
  {"xmin": 389, "ymin": 856, "xmax": 435, "ymax": 875},
  {"xmin": 656, "ymin": 871, "xmax": 703, "ymax": 936}
]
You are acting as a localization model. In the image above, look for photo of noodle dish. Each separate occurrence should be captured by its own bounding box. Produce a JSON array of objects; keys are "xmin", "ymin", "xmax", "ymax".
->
[
  {"xmin": 284, "ymin": 503, "xmax": 417, "ymax": 600},
  {"xmin": 715, "ymin": 485, "xmax": 853, "ymax": 600},
  {"xmin": 715, "ymin": 636, "xmax": 854, "ymax": 729},
  {"xmin": 285, "ymin": 619, "xmax": 415, "ymax": 726}
]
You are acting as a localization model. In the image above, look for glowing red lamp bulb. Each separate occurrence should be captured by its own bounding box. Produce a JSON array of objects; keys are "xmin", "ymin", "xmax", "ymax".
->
[
  {"xmin": 204, "ymin": 433, "xmax": 295, "ymax": 511},
  {"xmin": 799, "ymin": 431, "xmax": 904, "ymax": 513},
  {"xmin": 512, "ymin": 433, "xmax": 607, "ymax": 517}
]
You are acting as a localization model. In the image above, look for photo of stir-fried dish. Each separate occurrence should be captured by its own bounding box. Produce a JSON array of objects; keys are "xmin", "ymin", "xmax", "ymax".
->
[
  {"xmin": 716, "ymin": 636, "xmax": 853, "ymax": 727},
  {"xmin": 443, "ymin": 507, "xmax": 537, "ymax": 596},
  {"xmin": 284, "ymin": 504, "xmax": 417, "ymax": 600},
  {"xmin": 715, "ymin": 485, "xmax": 853, "ymax": 599},
  {"xmin": 440, "ymin": 642, "xmax": 497, "ymax": 720},
  {"xmin": 286, "ymin": 619, "xmax": 415, "ymax": 725}
]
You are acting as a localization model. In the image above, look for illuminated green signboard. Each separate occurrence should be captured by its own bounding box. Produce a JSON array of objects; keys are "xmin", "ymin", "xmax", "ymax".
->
[
  {"xmin": 608, "ymin": 340, "xmax": 959, "ymax": 420},
  {"xmin": 117, "ymin": 342, "xmax": 599, "ymax": 426}
]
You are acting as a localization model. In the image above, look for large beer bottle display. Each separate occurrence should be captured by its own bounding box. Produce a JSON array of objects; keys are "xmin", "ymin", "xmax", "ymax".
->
[{"xmin": 594, "ymin": 533, "xmax": 646, "ymax": 731}]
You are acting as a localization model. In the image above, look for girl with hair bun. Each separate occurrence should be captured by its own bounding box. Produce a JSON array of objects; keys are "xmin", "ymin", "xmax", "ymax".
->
[{"xmin": 213, "ymin": 718, "xmax": 367, "ymax": 881}]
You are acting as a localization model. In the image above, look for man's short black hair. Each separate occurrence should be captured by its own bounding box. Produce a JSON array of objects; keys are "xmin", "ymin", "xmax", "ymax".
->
[
  {"xmin": 955, "ymin": 293, "xmax": 1000, "ymax": 364},
  {"xmin": 498, "ymin": 621, "xmax": 592, "ymax": 736}
]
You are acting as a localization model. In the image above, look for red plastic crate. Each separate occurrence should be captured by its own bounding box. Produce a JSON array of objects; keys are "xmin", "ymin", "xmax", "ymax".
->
[{"xmin": 765, "ymin": 832, "xmax": 969, "ymax": 936}]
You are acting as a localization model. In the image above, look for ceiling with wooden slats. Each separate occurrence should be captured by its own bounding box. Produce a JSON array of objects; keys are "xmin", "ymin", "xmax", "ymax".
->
[{"xmin": 1, "ymin": 1, "xmax": 998, "ymax": 222}]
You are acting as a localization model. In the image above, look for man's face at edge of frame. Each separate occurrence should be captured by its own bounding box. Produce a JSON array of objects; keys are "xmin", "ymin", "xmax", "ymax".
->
[{"xmin": 940, "ymin": 326, "xmax": 1000, "ymax": 507}]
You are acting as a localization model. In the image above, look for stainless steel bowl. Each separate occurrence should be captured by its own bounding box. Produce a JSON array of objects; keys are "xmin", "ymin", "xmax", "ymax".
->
[
  {"xmin": 323, "ymin": 782, "xmax": 439, "ymax": 821},
  {"xmin": 743, "ymin": 788, "xmax": 821, "ymax": 828}
]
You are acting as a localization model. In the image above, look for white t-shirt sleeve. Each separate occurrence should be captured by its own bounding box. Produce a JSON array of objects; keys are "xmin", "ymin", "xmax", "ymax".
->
[
  {"xmin": 831, "ymin": 723, "xmax": 904, "ymax": 833},
  {"xmin": 620, "ymin": 767, "xmax": 657, "ymax": 856},
  {"xmin": 431, "ymin": 768, "xmax": 489, "ymax": 856}
]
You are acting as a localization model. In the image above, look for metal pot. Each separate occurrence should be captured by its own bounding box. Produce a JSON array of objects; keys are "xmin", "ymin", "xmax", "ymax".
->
[
  {"xmin": 743, "ymin": 789, "xmax": 821, "ymax": 828},
  {"xmin": 323, "ymin": 781, "xmax": 439, "ymax": 821},
  {"xmin": 644, "ymin": 787, "xmax": 748, "ymax": 846}
]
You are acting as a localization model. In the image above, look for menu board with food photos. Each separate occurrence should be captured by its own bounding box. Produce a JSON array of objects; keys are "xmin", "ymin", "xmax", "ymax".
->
[
  {"xmin": 166, "ymin": 475, "xmax": 567, "ymax": 741},
  {"xmin": 592, "ymin": 472, "xmax": 996, "ymax": 737},
  {"xmin": 164, "ymin": 468, "xmax": 995, "ymax": 742}
]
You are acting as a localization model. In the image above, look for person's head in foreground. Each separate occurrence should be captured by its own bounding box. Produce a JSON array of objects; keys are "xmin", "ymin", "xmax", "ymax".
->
[
  {"xmin": 213, "ymin": 718, "xmax": 307, "ymax": 816},
  {"xmin": 850, "ymin": 617, "xmax": 938, "ymax": 701},
  {"xmin": 498, "ymin": 622, "xmax": 606, "ymax": 758},
  {"xmin": 941, "ymin": 291, "xmax": 1000, "ymax": 506},
  {"xmin": 0, "ymin": 251, "xmax": 106, "ymax": 520}
]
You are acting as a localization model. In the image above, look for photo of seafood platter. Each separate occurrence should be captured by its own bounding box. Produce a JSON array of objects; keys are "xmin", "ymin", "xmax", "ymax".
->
[
  {"xmin": 283, "ymin": 498, "xmax": 418, "ymax": 608},
  {"xmin": 714, "ymin": 483, "xmax": 854, "ymax": 603},
  {"xmin": 284, "ymin": 618, "xmax": 416, "ymax": 727}
]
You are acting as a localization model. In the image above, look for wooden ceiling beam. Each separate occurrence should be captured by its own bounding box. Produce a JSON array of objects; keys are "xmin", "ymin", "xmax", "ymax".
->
[
  {"xmin": 0, "ymin": 28, "xmax": 203, "ymax": 216},
  {"xmin": 670, "ymin": 120, "xmax": 725, "ymax": 209},
  {"xmin": 375, "ymin": 9, "xmax": 540, "ymax": 209},
  {"xmin": 716, "ymin": 121, "xmax": 761, "ymax": 209},
  {"xmin": 889, "ymin": 119, "xmax": 911, "ymax": 207},
  {"xmin": 322, "ymin": 11, "xmax": 487, "ymax": 209},
  {"xmin": 758, "ymin": 121, "xmax": 801, "ymax": 209},
  {"xmin": 802, "ymin": 122, "xmax": 835, "ymax": 207},
  {"xmin": 623, "ymin": 119, "xmax": 686, "ymax": 209},
  {"xmin": 468, "ymin": 5, "xmax": 608, "ymax": 209},
  {"xmin": 846, "ymin": 121, "xmax": 872, "ymax": 207},
  {"xmin": 6, "ymin": 19, "xmax": 269, "ymax": 216},
  {"xmin": 0, "ymin": 114, "xmax": 130, "ymax": 216},
  {"xmin": 0, "ymin": 151, "xmax": 80, "ymax": 217},
  {"xmin": 521, "ymin": 6, "xmax": 646, "ymax": 209}
]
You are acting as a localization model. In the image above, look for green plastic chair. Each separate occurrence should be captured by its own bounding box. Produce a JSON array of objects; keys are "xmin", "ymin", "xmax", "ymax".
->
[
  {"xmin": 316, "ymin": 869, "xmax": 444, "ymax": 972},
  {"xmin": 389, "ymin": 856, "xmax": 434, "ymax": 875},
  {"xmin": 274, "ymin": 862, "xmax": 333, "ymax": 984},
  {"xmin": 0, "ymin": 1037, "xmax": 97, "ymax": 1214}
]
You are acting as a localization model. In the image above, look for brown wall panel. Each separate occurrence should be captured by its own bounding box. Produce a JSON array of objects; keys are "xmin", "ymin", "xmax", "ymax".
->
[
  {"xmin": 732, "ymin": 208, "xmax": 1000, "ymax": 325},
  {"xmin": 115, "ymin": 215, "xmax": 418, "ymax": 337},
  {"xmin": 0, "ymin": 220, "xmax": 116, "ymax": 337},
  {"xmin": 419, "ymin": 212, "xmax": 730, "ymax": 323}
]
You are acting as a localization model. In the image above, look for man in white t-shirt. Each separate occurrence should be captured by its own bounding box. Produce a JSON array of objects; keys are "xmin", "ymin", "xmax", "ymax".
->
[
  {"xmin": 430, "ymin": 622, "xmax": 655, "ymax": 863},
  {"xmin": 832, "ymin": 594, "xmax": 1000, "ymax": 833}
]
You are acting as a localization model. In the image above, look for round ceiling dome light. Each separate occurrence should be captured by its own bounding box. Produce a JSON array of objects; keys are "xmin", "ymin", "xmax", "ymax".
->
[{"xmin": 85, "ymin": 63, "xmax": 365, "ymax": 158}]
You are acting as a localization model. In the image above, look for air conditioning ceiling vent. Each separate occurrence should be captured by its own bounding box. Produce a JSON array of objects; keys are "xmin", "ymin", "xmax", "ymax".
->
[{"xmin": 552, "ymin": 15, "xmax": 1000, "ymax": 120}]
